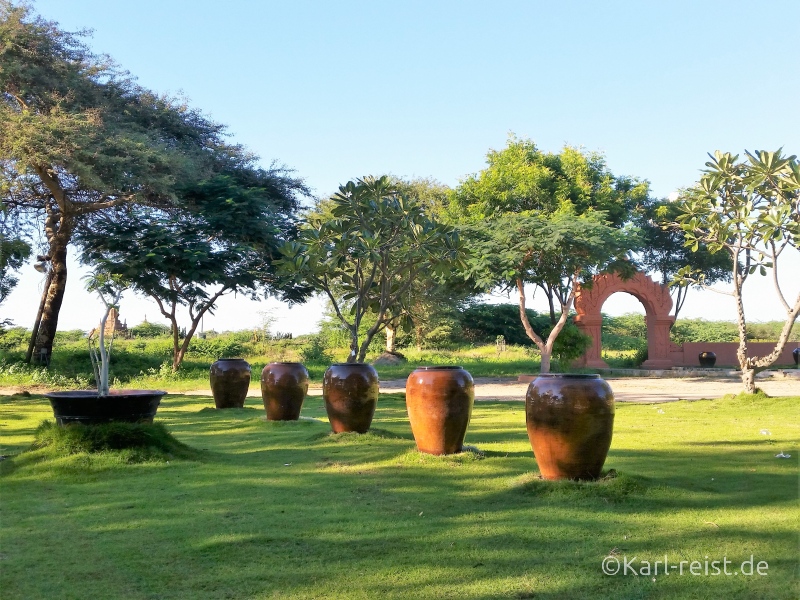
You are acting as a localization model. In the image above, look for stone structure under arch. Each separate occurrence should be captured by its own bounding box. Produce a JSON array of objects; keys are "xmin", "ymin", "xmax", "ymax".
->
[{"xmin": 573, "ymin": 272, "xmax": 674, "ymax": 369}]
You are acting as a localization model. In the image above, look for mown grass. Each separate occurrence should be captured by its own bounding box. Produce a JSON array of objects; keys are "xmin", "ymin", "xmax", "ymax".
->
[{"xmin": 0, "ymin": 389, "xmax": 797, "ymax": 599}]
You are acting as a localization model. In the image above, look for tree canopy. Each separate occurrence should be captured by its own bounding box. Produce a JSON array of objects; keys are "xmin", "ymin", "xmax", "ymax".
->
[
  {"xmin": 450, "ymin": 135, "xmax": 650, "ymax": 227},
  {"xmin": 78, "ymin": 173, "xmax": 308, "ymax": 371},
  {"xmin": 277, "ymin": 176, "xmax": 466, "ymax": 363},
  {"xmin": 674, "ymin": 149, "xmax": 800, "ymax": 392},
  {"xmin": 0, "ymin": 1, "xmax": 306, "ymax": 361},
  {"xmin": 451, "ymin": 137, "xmax": 645, "ymax": 372},
  {"xmin": 639, "ymin": 198, "xmax": 731, "ymax": 319},
  {"xmin": 465, "ymin": 209, "xmax": 634, "ymax": 372}
]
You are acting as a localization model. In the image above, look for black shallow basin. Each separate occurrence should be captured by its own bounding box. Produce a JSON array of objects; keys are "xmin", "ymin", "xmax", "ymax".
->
[{"xmin": 44, "ymin": 390, "xmax": 167, "ymax": 426}]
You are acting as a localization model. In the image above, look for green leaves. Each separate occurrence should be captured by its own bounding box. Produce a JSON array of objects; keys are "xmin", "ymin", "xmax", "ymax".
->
[{"xmin": 276, "ymin": 175, "xmax": 468, "ymax": 362}]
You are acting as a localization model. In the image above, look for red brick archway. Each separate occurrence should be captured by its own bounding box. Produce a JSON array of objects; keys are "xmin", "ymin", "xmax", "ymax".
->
[{"xmin": 573, "ymin": 272, "xmax": 674, "ymax": 369}]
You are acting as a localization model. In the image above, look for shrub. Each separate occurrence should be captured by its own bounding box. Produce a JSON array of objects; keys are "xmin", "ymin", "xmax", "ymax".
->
[
  {"xmin": 0, "ymin": 326, "xmax": 29, "ymax": 350},
  {"xmin": 299, "ymin": 336, "xmax": 333, "ymax": 364},
  {"xmin": 456, "ymin": 303, "xmax": 589, "ymax": 362},
  {"xmin": 187, "ymin": 337, "xmax": 245, "ymax": 359},
  {"xmin": 129, "ymin": 321, "xmax": 171, "ymax": 338}
]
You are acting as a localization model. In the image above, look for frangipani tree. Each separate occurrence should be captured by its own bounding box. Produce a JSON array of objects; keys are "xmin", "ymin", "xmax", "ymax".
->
[
  {"xmin": 674, "ymin": 149, "xmax": 800, "ymax": 393},
  {"xmin": 277, "ymin": 176, "xmax": 466, "ymax": 363}
]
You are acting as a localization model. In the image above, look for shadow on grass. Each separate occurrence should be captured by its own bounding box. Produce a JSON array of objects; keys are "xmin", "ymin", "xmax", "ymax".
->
[{"xmin": 1, "ymin": 391, "xmax": 798, "ymax": 599}]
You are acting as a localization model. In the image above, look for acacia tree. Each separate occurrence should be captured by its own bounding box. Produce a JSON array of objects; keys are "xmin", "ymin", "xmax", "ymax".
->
[
  {"xmin": 78, "ymin": 174, "xmax": 308, "ymax": 371},
  {"xmin": 465, "ymin": 209, "xmax": 635, "ymax": 373},
  {"xmin": 277, "ymin": 176, "xmax": 466, "ymax": 363},
  {"xmin": 638, "ymin": 198, "xmax": 731, "ymax": 319},
  {"xmin": 675, "ymin": 149, "xmax": 800, "ymax": 393},
  {"xmin": 1, "ymin": 3, "xmax": 288, "ymax": 362}
]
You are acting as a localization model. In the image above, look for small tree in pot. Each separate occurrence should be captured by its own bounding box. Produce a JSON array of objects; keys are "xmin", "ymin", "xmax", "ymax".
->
[
  {"xmin": 44, "ymin": 273, "xmax": 166, "ymax": 426},
  {"xmin": 277, "ymin": 176, "xmax": 466, "ymax": 433},
  {"xmin": 84, "ymin": 273, "xmax": 125, "ymax": 397}
]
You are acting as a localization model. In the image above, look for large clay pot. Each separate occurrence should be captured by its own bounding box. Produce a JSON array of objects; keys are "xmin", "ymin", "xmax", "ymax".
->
[
  {"xmin": 793, "ymin": 347, "xmax": 800, "ymax": 367},
  {"xmin": 406, "ymin": 366, "xmax": 474, "ymax": 455},
  {"xmin": 525, "ymin": 374, "xmax": 615, "ymax": 481},
  {"xmin": 322, "ymin": 363, "xmax": 379, "ymax": 433},
  {"xmin": 44, "ymin": 390, "xmax": 166, "ymax": 426},
  {"xmin": 261, "ymin": 362, "xmax": 309, "ymax": 420},
  {"xmin": 698, "ymin": 351, "xmax": 717, "ymax": 368},
  {"xmin": 209, "ymin": 358, "xmax": 251, "ymax": 408}
]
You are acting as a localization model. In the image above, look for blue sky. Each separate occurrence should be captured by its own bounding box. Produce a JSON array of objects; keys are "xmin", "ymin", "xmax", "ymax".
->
[{"xmin": 5, "ymin": 0, "xmax": 800, "ymax": 334}]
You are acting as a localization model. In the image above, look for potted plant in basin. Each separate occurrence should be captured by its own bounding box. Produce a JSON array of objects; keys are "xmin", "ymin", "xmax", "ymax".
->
[
  {"xmin": 44, "ymin": 275, "xmax": 166, "ymax": 425},
  {"xmin": 276, "ymin": 176, "xmax": 466, "ymax": 433}
]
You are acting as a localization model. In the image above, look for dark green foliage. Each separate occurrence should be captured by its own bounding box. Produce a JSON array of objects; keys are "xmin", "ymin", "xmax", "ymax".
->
[
  {"xmin": 186, "ymin": 336, "xmax": 245, "ymax": 359},
  {"xmin": 671, "ymin": 319, "xmax": 738, "ymax": 344},
  {"xmin": 458, "ymin": 303, "xmax": 537, "ymax": 346},
  {"xmin": 129, "ymin": 321, "xmax": 171, "ymax": 338},
  {"xmin": 638, "ymin": 199, "xmax": 732, "ymax": 318},
  {"xmin": 457, "ymin": 303, "xmax": 589, "ymax": 363},
  {"xmin": 0, "ymin": 326, "xmax": 28, "ymax": 350},
  {"xmin": 30, "ymin": 420, "xmax": 201, "ymax": 462},
  {"xmin": 298, "ymin": 335, "xmax": 333, "ymax": 364},
  {"xmin": 601, "ymin": 313, "xmax": 647, "ymax": 351},
  {"xmin": 277, "ymin": 175, "xmax": 466, "ymax": 363},
  {"xmin": 52, "ymin": 329, "xmax": 86, "ymax": 343}
]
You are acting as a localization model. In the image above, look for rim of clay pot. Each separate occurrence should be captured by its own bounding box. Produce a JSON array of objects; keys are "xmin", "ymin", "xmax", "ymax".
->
[
  {"xmin": 216, "ymin": 357, "xmax": 247, "ymax": 361},
  {"xmin": 328, "ymin": 362, "xmax": 374, "ymax": 367},
  {"xmin": 535, "ymin": 373, "xmax": 601, "ymax": 379},
  {"xmin": 267, "ymin": 361, "xmax": 304, "ymax": 365},
  {"xmin": 414, "ymin": 366, "xmax": 464, "ymax": 371},
  {"xmin": 44, "ymin": 390, "xmax": 167, "ymax": 398}
]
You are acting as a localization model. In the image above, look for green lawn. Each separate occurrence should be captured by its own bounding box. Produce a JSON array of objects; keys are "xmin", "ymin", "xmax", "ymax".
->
[{"xmin": 0, "ymin": 391, "xmax": 797, "ymax": 599}]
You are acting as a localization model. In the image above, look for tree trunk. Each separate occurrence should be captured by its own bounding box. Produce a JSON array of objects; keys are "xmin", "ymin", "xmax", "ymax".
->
[
  {"xmin": 25, "ymin": 268, "xmax": 53, "ymax": 363},
  {"xmin": 385, "ymin": 325, "xmax": 396, "ymax": 353},
  {"xmin": 33, "ymin": 222, "xmax": 73, "ymax": 365},
  {"xmin": 347, "ymin": 328, "xmax": 359, "ymax": 363},
  {"xmin": 539, "ymin": 350, "xmax": 552, "ymax": 374},
  {"xmin": 741, "ymin": 368, "xmax": 757, "ymax": 394}
]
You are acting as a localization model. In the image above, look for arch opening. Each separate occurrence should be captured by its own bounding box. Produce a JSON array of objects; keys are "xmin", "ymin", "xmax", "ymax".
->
[{"xmin": 574, "ymin": 272, "xmax": 674, "ymax": 369}]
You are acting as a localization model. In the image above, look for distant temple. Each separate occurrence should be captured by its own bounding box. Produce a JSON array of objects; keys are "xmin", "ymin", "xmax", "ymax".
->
[{"xmin": 103, "ymin": 308, "xmax": 128, "ymax": 337}]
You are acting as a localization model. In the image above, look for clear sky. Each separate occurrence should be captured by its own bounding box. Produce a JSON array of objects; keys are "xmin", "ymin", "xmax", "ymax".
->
[{"xmin": 4, "ymin": 0, "xmax": 800, "ymax": 335}]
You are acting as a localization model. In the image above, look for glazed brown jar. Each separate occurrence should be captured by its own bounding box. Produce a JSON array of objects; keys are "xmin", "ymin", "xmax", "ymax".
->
[
  {"xmin": 406, "ymin": 366, "xmax": 474, "ymax": 455},
  {"xmin": 261, "ymin": 362, "xmax": 309, "ymax": 420},
  {"xmin": 322, "ymin": 363, "xmax": 379, "ymax": 433},
  {"xmin": 525, "ymin": 373, "xmax": 615, "ymax": 480},
  {"xmin": 209, "ymin": 358, "xmax": 251, "ymax": 409}
]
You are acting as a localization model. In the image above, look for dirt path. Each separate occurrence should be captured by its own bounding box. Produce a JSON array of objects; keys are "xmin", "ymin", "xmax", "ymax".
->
[
  {"xmin": 7, "ymin": 374, "xmax": 798, "ymax": 404},
  {"xmin": 184, "ymin": 373, "xmax": 799, "ymax": 404}
]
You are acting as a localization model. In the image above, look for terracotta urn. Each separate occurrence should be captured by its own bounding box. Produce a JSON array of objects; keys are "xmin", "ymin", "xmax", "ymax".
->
[
  {"xmin": 406, "ymin": 366, "xmax": 474, "ymax": 455},
  {"xmin": 209, "ymin": 358, "xmax": 251, "ymax": 408},
  {"xmin": 44, "ymin": 390, "xmax": 166, "ymax": 426},
  {"xmin": 261, "ymin": 362, "xmax": 309, "ymax": 420},
  {"xmin": 525, "ymin": 374, "xmax": 615, "ymax": 480},
  {"xmin": 322, "ymin": 363, "xmax": 379, "ymax": 433},
  {"xmin": 698, "ymin": 351, "xmax": 717, "ymax": 368}
]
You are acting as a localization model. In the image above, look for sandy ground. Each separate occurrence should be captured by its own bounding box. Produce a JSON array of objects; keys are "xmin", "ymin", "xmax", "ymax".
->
[
  {"xmin": 325, "ymin": 375, "xmax": 800, "ymax": 404},
  {"xmin": 187, "ymin": 372, "xmax": 799, "ymax": 404},
  {"xmin": 5, "ymin": 373, "xmax": 798, "ymax": 404}
]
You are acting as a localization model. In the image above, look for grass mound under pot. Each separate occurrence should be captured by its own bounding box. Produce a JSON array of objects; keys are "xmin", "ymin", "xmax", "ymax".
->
[{"xmin": 4, "ymin": 420, "xmax": 204, "ymax": 473}]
